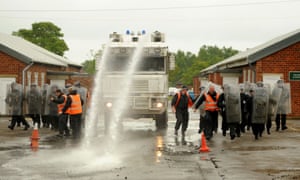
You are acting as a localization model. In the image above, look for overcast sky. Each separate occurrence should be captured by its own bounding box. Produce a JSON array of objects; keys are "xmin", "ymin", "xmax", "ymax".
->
[{"xmin": 1, "ymin": 0, "xmax": 300, "ymax": 64}]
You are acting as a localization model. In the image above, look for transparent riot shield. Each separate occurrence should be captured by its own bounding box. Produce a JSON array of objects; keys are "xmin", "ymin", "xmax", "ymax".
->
[
  {"xmin": 63, "ymin": 83, "xmax": 72, "ymax": 95},
  {"xmin": 44, "ymin": 84, "xmax": 59, "ymax": 115},
  {"xmin": 26, "ymin": 84, "xmax": 42, "ymax": 115},
  {"xmin": 252, "ymin": 86, "xmax": 269, "ymax": 124},
  {"xmin": 268, "ymin": 85, "xmax": 282, "ymax": 121},
  {"xmin": 41, "ymin": 84, "xmax": 49, "ymax": 115},
  {"xmin": 224, "ymin": 84, "xmax": 241, "ymax": 124},
  {"xmin": 277, "ymin": 83, "xmax": 291, "ymax": 114},
  {"xmin": 5, "ymin": 82, "xmax": 23, "ymax": 115},
  {"xmin": 244, "ymin": 82, "xmax": 257, "ymax": 95}
]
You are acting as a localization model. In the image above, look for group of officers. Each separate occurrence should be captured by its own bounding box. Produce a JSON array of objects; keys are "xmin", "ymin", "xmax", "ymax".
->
[
  {"xmin": 171, "ymin": 79, "xmax": 291, "ymax": 140},
  {"xmin": 5, "ymin": 81, "xmax": 88, "ymax": 139}
]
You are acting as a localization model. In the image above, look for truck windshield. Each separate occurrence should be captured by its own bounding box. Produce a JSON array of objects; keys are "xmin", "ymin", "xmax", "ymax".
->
[{"xmin": 106, "ymin": 56, "xmax": 165, "ymax": 72}]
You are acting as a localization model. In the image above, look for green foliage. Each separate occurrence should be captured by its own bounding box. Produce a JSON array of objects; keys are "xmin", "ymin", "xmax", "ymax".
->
[
  {"xmin": 13, "ymin": 22, "xmax": 69, "ymax": 56},
  {"xmin": 81, "ymin": 49, "xmax": 102, "ymax": 75},
  {"xmin": 82, "ymin": 60, "xmax": 96, "ymax": 75},
  {"xmin": 169, "ymin": 45, "xmax": 239, "ymax": 86}
]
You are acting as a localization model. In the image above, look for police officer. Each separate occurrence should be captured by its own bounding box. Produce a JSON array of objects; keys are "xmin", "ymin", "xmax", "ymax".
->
[
  {"xmin": 194, "ymin": 85, "xmax": 220, "ymax": 140},
  {"xmin": 62, "ymin": 87, "xmax": 84, "ymax": 139},
  {"xmin": 196, "ymin": 86, "xmax": 206, "ymax": 134},
  {"xmin": 240, "ymin": 88, "xmax": 249, "ymax": 133},
  {"xmin": 51, "ymin": 89, "xmax": 70, "ymax": 137},
  {"xmin": 218, "ymin": 84, "xmax": 241, "ymax": 140},
  {"xmin": 171, "ymin": 85, "xmax": 193, "ymax": 137},
  {"xmin": 217, "ymin": 86, "xmax": 228, "ymax": 137},
  {"xmin": 276, "ymin": 79, "xmax": 289, "ymax": 131},
  {"xmin": 27, "ymin": 84, "xmax": 42, "ymax": 128},
  {"xmin": 6, "ymin": 82, "xmax": 30, "ymax": 130},
  {"xmin": 251, "ymin": 82, "xmax": 269, "ymax": 140}
]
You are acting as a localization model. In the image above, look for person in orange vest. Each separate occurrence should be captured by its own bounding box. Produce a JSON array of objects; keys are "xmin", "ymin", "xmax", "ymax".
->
[
  {"xmin": 62, "ymin": 87, "xmax": 84, "ymax": 139},
  {"xmin": 51, "ymin": 89, "xmax": 70, "ymax": 138},
  {"xmin": 193, "ymin": 85, "xmax": 220, "ymax": 140},
  {"xmin": 171, "ymin": 85, "xmax": 194, "ymax": 137}
]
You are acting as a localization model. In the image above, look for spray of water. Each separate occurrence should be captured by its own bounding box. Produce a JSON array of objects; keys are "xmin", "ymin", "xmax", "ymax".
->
[
  {"xmin": 83, "ymin": 34, "xmax": 148, "ymax": 146},
  {"xmin": 83, "ymin": 41, "xmax": 111, "ymax": 145},
  {"xmin": 107, "ymin": 35, "xmax": 147, "ymax": 139}
]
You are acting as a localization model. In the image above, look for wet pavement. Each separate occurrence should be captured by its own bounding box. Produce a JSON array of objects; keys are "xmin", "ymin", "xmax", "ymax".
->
[{"xmin": 0, "ymin": 112, "xmax": 300, "ymax": 180}]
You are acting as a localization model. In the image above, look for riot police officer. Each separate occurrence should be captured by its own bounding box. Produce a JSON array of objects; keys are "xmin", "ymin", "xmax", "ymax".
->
[{"xmin": 194, "ymin": 85, "xmax": 220, "ymax": 140}]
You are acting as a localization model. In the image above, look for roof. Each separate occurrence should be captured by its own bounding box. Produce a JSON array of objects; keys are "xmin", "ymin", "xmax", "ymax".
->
[
  {"xmin": 0, "ymin": 32, "xmax": 81, "ymax": 67},
  {"xmin": 200, "ymin": 28, "xmax": 300, "ymax": 75}
]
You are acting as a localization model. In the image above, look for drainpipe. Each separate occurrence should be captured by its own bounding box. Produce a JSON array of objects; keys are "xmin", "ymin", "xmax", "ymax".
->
[{"xmin": 22, "ymin": 62, "xmax": 34, "ymax": 90}]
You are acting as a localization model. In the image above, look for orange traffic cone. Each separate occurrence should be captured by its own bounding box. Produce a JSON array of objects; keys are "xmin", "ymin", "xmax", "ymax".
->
[
  {"xmin": 199, "ymin": 132, "xmax": 210, "ymax": 153},
  {"xmin": 30, "ymin": 123, "xmax": 40, "ymax": 150}
]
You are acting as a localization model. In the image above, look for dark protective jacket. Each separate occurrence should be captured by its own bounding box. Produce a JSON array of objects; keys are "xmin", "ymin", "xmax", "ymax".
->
[{"xmin": 171, "ymin": 92, "xmax": 193, "ymax": 111}]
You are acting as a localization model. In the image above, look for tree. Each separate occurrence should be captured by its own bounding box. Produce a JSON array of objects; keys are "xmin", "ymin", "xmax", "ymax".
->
[
  {"xmin": 13, "ymin": 22, "xmax": 69, "ymax": 56},
  {"xmin": 169, "ymin": 45, "xmax": 239, "ymax": 86},
  {"xmin": 81, "ymin": 49, "xmax": 102, "ymax": 75}
]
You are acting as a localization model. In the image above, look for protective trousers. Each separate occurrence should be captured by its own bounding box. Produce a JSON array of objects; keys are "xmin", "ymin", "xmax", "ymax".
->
[
  {"xmin": 175, "ymin": 109, "xmax": 189, "ymax": 133},
  {"xmin": 58, "ymin": 114, "xmax": 69, "ymax": 136},
  {"xmin": 203, "ymin": 111, "xmax": 218, "ymax": 139},
  {"xmin": 70, "ymin": 114, "xmax": 82, "ymax": 139}
]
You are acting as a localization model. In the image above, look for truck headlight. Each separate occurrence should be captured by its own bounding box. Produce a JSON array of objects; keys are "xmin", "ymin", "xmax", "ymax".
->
[
  {"xmin": 106, "ymin": 102, "xmax": 113, "ymax": 108},
  {"xmin": 156, "ymin": 102, "xmax": 163, "ymax": 108}
]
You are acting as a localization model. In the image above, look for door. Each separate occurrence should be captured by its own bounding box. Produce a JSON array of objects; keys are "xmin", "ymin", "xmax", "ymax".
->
[
  {"xmin": 263, "ymin": 73, "xmax": 283, "ymax": 89},
  {"xmin": 50, "ymin": 79, "xmax": 65, "ymax": 88},
  {"xmin": 0, "ymin": 78, "xmax": 16, "ymax": 115},
  {"xmin": 223, "ymin": 76, "xmax": 239, "ymax": 85}
]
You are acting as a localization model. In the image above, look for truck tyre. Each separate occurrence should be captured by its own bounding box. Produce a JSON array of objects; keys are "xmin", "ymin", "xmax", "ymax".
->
[{"xmin": 155, "ymin": 111, "xmax": 168, "ymax": 129}]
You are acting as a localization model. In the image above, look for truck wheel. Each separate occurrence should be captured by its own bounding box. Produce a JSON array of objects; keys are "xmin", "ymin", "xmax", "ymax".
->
[{"xmin": 155, "ymin": 111, "xmax": 168, "ymax": 129}]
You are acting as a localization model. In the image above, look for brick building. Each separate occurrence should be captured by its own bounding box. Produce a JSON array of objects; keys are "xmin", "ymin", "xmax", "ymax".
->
[
  {"xmin": 197, "ymin": 29, "xmax": 300, "ymax": 117},
  {"xmin": 0, "ymin": 32, "xmax": 92, "ymax": 115}
]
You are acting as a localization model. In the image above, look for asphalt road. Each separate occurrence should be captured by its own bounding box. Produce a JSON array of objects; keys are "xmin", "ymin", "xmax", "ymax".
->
[{"xmin": 0, "ymin": 111, "xmax": 300, "ymax": 180}]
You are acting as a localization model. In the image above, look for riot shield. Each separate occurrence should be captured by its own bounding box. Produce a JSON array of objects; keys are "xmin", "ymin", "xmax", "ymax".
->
[
  {"xmin": 252, "ymin": 86, "xmax": 269, "ymax": 124},
  {"xmin": 44, "ymin": 84, "xmax": 59, "ymax": 115},
  {"xmin": 63, "ymin": 83, "xmax": 72, "ymax": 95},
  {"xmin": 41, "ymin": 84, "xmax": 49, "ymax": 115},
  {"xmin": 277, "ymin": 83, "xmax": 291, "ymax": 114},
  {"xmin": 244, "ymin": 82, "xmax": 257, "ymax": 95},
  {"xmin": 268, "ymin": 85, "xmax": 282, "ymax": 121},
  {"xmin": 26, "ymin": 84, "xmax": 42, "ymax": 115},
  {"xmin": 224, "ymin": 84, "xmax": 241, "ymax": 124},
  {"xmin": 5, "ymin": 82, "xmax": 23, "ymax": 115}
]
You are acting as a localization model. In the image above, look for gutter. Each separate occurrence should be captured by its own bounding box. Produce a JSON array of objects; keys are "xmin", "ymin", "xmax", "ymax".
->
[{"xmin": 22, "ymin": 62, "xmax": 34, "ymax": 90}]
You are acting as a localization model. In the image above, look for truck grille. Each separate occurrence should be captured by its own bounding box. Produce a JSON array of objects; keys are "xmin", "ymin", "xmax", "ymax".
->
[
  {"xmin": 133, "ymin": 97, "xmax": 148, "ymax": 109},
  {"xmin": 131, "ymin": 80, "xmax": 149, "ymax": 92}
]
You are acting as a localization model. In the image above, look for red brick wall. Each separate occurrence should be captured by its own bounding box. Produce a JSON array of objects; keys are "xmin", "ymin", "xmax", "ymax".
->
[
  {"xmin": 1, "ymin": 51, "xmax": 83, "ymax": 88},
  {"xmin": 0, "ymin": 51, "xmax": 26, "ymax": 83},
  {"xmin": 193, "ymin": 76, "xmax": 200, "ymax": 96},
  {"xmin": 256, "ymin": 42, "xmax": 300, "ymax": 117},
  {"xmin": 207, "ymin": 72, "xmax": 222, "ymax": 85}
]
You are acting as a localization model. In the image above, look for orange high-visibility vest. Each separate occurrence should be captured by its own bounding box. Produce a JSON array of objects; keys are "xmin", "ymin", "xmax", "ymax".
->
[
  {"xmin": 57, "ymin": 95, "xmax": 66, "ymax": 114},
  {"xmin": 174, "ymin": 92, "xmax": 193, "ymax": 108},
  {"xmin": 57, "ymin": 95, "xmax": 71, "ymax": 114},
  {"xmin": 69, "ymin": 94, "xmax": 82, "ymax": 115},
  {"xmin": 204, "ymin": 93, "xmax": 219, "ymax": 111}
]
